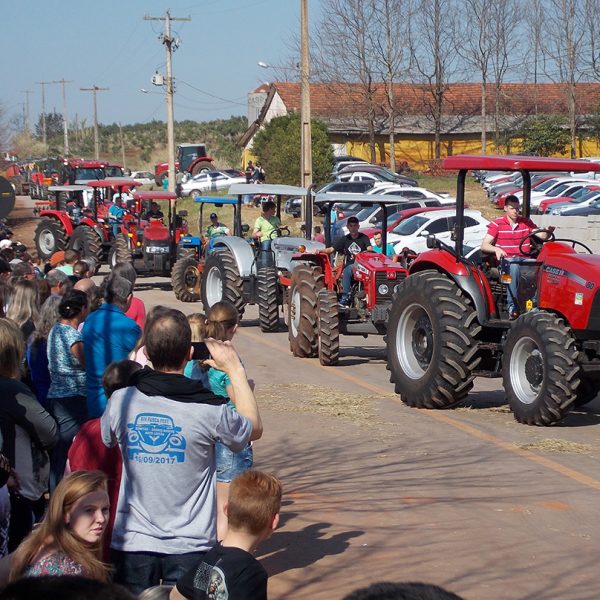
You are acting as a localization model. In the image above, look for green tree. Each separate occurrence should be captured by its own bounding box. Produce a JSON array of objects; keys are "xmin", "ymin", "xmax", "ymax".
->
[
  {"xmin": 517, "ymin": 116, "xmax": 570, "ymax": 157},
  {"xmin": 251, "ymin": 113, "xmax": 333, "ymax": 186}
]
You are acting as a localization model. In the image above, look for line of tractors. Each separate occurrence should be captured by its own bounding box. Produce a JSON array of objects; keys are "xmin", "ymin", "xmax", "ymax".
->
[
  {"xmin": 166, "ymin": 158, "xmax": 600, "ymax": 429},
  {"xmin": 28, "ymin": 155, "xmax": 600, "ymax": 428}
]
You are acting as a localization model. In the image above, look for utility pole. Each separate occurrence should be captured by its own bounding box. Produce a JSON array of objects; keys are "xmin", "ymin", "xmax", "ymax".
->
[
  {"xmin": 144, "ymin": 10, "xmax": 191, "ymax": 192},
  {"xmin": 118, "ymin": 123, "xmax": 126, "ymax": 170},
  {"xmin": 39, "ymin": 80, "xmax": 72, "ymax": 154},
  {"xmin": 20, "ymin": 90, "xmax": 33, "ymax": 132},
  {"xmin": 36, "ymin": 81, "xmax": 49, "ymax": 145},
  {"xmin": 80, "ymin": 85, "xmax": 109, "ymax": 159},
  {"xmin": 300, "ymin": 0, "xmax": 313, "ymax": 189}
]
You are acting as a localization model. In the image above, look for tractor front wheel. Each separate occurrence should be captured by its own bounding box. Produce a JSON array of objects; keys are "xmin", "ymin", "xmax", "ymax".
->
[
  {"xmin": 172, "ymin": 256, "xmax": 201, "ymax": 302},
  {"xmin": 201, "ymin": 249, "xmax": 245, "ymax": 315},
  {"xmin": 257, "ymin": 267, "xmax": 279, "ymax": 332},
  {"xmin": 68, "ymin": 226, "xmax": 103, "ymax": 263},
  {"xmin": 317, "ymin": 289, "xmax": 340, "ymax": 366},
  {"xmin": 288, "ymin": 265, "xmax": 324, "ymax": 358},
  {"xmin": 114, "ymin": 233, "xmax": 133, "ymax": 265},
  {"xmin": 503, "ymin": 311, "xmax": 580, "ymax": 425},
  {"xmin": 386, "ymin": 270, "xmax": 482, "ymax": 408},
  {"xmin": 34, "ymin": 219, "xmax": 67, "ymax": 260}
]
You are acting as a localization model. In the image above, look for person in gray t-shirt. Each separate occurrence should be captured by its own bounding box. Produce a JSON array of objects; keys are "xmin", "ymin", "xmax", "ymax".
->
[{"xmin": 101, "ymin": 308, "xmax": 262, "ymax": 595}]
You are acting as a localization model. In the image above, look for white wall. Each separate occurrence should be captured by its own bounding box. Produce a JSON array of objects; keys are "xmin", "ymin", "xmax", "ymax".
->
[{"xmin": 537, "ymin": 215, "xmax": 600, "ymax": 253}]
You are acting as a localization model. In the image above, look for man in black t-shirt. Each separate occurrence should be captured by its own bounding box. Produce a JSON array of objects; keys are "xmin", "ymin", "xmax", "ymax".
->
[
  {"xmin": 171, "ymin": 470, "xmax": 282, "ymax": 600},
  {"xmin": 324, "ymin": 215, "xmax": 372, "ymax": 307}
]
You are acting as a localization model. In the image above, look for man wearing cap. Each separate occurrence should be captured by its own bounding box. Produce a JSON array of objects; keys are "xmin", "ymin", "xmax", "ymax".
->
[
  {"xmin": 324, "ymin": 216, "xmax": 372, "ymax": 307},
  {"xmin": 144, "ymin": 202, "xmax": 164, "ymax": 221},
  {"xmin": 205, "ymin": 213, "xmax": 229, "ymax": 253}
]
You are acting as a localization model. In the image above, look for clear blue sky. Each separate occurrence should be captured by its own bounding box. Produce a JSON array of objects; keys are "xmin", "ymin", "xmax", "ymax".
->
[{"xmin": 3, "ymin": 0, "xmax": 322, "ymax": 129}]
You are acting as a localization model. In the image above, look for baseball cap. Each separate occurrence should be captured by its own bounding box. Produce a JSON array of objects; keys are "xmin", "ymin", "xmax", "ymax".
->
[
  {"xmin": 0, "ymin": 239, "xmax": 13, "ymax": 250},
  {"xmin": 210, "ymin": 213, "xmax": 218, "ymax": 219},
  {"xmin": 347, "ymin": 216, "xmax": 359, "ymax": 225},
  {"xmin": 49, "ymin": 250, "xmax": 66, "ymax": 267}
]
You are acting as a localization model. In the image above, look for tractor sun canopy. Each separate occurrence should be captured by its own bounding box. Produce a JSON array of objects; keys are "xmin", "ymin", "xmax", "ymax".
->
[
  {"xmin": 47, "ymin": 185, "xmax": 89, "ymax": 193},
  {"xmin": 131, "ymin": 191, "xmax": 177, "ymax": 201},
  {"xmin": 86, "ymin": 178, "xmax": 139, "ymax": 189},
  {"xmin": 228, "ymin": 183, "xmax": 309, "ymax": 196},
  {"xmin": 193, "ymin": 196, "xmax": 238, "ymax": 206}
]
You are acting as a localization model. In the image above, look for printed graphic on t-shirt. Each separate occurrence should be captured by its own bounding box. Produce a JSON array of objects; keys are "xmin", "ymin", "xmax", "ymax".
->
[
  {"xmin": 347, "ymin": 241, "xmax": 362, "ymax": 256},
  {"xmin": 194, "ymin": 562, "xmax": 229, "ymax": 599},
  {"xmin": 126, "ymin": 412, "xmax": 186, "ymax": 464}
]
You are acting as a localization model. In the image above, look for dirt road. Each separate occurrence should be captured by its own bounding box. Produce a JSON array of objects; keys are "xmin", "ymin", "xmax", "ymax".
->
[{"xmin": 10, "ymin": 195, "xmax": 600, "ymax": 599}]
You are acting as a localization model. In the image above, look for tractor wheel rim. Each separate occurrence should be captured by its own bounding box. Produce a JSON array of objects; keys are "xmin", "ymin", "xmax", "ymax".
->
[
  {"xmin": 510, "ymin": 336, "xmax": 543, "ymax": 404},
  {"xmin": 39, "ymin": 230, "xmax": 55, "ymax": 254},
  {"xmin": 205, "ymin": 265, "xmax": 223, "ymax": 306},
  {"xmin": 396, "ymin": 303, "xmax": 433, "ymax": 379},
  {"xmin": 290, "ymin": 287, "xmax": 301, "ymax": 337}
]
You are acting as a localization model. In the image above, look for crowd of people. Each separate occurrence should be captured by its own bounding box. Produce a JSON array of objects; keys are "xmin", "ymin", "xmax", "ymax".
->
[{"xmin": 0, "ymin": 235, "xmax": 464, "ymax": 600}]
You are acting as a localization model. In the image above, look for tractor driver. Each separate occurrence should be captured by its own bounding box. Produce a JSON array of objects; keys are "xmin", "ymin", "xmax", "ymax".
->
[
  {"xmin": 480, "ymin": 194, "xmax": 554, "ymax": 319},
  {"xmin": 205, "ymin": 212, "xmax": 230, "ymax": 253},
  {"xmin": 145, "ymin": 201, "xmax": 164, "ymax": 221},
  {"xmin": 324, "ymin": 216, "xmax": 372, "ymax": 308},
  {"xmin": 253, "ymin": 200, "xmax": 281, "ymax": 252}
]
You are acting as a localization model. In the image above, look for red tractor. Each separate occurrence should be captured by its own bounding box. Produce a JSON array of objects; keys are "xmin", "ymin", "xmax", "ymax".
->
[
  {"xmin": 33, "ymin": 179, "xmax": 137, "ymax": 262},
  {"xmin": 154, "ymin": 143, "xmax": 214, "ymax": 185},
  {"xmin": 111, "ymin": 190, "xmax": 190, "ymax": 275},
  {"xmin": 284, "ymin": 194, "xmax": 412, "ymax": 365},
  {"xmin": 386, "ymin": 155, "xmax": 600, "ymax": 426}
]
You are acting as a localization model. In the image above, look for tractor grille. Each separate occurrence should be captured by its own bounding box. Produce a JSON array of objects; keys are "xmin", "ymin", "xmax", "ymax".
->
[{"xmin": 375, "ymin": 271, "xmax": 406, "ymax": 303}]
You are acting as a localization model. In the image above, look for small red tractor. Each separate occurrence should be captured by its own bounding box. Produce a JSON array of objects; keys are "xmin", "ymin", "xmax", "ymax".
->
[
  {"xmin": 154, "ymin": 143, "xmax": 214, "ymax": 185},
  {"xmin": 283, "ymin": 193, "xmax": 412, "ymax": 364},
  {"xmin": 33, "ymin": 178, "xmax": 137, "ymax": 262},
  {"xmin": 386, "ymin": 154, "xmax": 600, "ymax": 426},
  {"xmin": 112, "ymin": 190, "xmax": 191, "ymax": 275}
]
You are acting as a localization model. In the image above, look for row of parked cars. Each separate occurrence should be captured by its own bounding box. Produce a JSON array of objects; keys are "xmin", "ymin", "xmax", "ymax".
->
[{"xmin": 477, "ymin": 160, "xmax": 600, "ymax": 216}]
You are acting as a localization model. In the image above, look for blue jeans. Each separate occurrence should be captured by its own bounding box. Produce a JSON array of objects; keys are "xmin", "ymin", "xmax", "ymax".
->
[
  {"xmin": 340, "ymin": 263, "xmax": 354, "ymax": 304},
  {"xmin": 505, "ymin": 258, "xmax": 536, "ymax": 314},
  {"xmin": 112, "ymin": 549, "xmax": 206, "ymax": 595},
  {"xmin": 216, "ymin": 442, "xmax": 253, "ymax": 483},
  {"xmin": 48, "ymin": 395, "xmax": 88, "ymax": 492}
]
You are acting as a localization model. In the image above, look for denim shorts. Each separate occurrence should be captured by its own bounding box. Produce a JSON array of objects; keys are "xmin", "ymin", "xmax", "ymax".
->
[{"xmin": 215, "ymin": 442, "xmax": 253, "ymax": 483}]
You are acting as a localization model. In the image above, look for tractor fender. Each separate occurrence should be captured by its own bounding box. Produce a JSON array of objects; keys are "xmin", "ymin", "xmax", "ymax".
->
[
  {"xmin": 38, "ymin": 210, "xmax": 75, "ymax": 236},
  {"xmin": 410, "ymin": 256, "xmax": 494, "ymax": 323},
  {"xmin": 211, "ymin": 236, "xmax": 256, "ymax": 277}
]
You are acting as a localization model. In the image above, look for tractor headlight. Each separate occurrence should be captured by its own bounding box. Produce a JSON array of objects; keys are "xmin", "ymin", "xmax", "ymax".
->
[{"xmin": 378, "ymin": 283, "xmax": 389, "ymax": 295}]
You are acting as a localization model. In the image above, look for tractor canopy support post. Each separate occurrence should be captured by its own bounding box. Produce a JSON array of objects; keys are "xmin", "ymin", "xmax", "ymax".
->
[
  {"xmin": 235, "ymin": 195, "xmax": 243, "ymax": 238},
  {"xmin": 323, "ymin": 202, "xmax": 332, "ymax": 247},
  {"xmin": 455, "ymin": 169, "xmax": 466, "ymax": 258},
  {"xmin": 521, "ymin": 170, "xmax": 532, "ymax": 218},
  {"xmin": 305, "ymin": 184, "xmax": 317, "ymax": 240},
  {"xmin": 381, "ymin": 203, "xmax": 389, "ymax": 255}
]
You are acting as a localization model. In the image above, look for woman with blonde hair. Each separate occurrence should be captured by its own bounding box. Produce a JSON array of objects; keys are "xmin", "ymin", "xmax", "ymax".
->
[
  {"xmin": 203, "ymin": 301, "xmax": 254, "ymax": 540},
  {"xmin": 6, "ymin": 280, "xmax": 39, "ymax": 341},
  {"xmin": 6, "ymin": 470, "xmax": 110, "ymax": 583}
]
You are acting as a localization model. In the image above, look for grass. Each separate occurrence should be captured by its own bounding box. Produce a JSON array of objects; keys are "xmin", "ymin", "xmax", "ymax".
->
[{"xmin": 518, "ymin": 439, "xmax": 594, "ymax": 454}]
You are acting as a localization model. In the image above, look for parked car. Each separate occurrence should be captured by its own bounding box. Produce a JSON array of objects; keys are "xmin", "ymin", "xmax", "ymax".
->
[
  {"xmin": 181, "ymin": 170, "xmax": 246, "ymax": 196},
  {"xmin": 385, "ymin": 209, "xmax": 489, "ymax": 254},
  {"xmin": 368, "ymin": 184, "xmax": 455, "ymax": 205},
  {"xmin": 130, "ymin": 171, "xmax": 155, "ymax": 186},
  {"xmin": 331, "ymin": 197, "xmax": 444, "ymax": 244},
  {"xmin": 559, "ymin": 198, "xmax": 600, "ymax": 216},
  {"xmin": 336, "ymin": 164, "xmax": 418, "ymax": 186},
  {"xmin": 538, "ymin": 185, "xmax": 600, "ymax": 213},
  {"xmin": 285, "ymin": 181, "xmax": 375, "ymax": 217},
  {"xmin": 549, "ymin": 187, "xmax": 600, "ymax": 214},
  {"xmin": 530, "ymin": 179, "xmax": 596, "ymax": 212},
  {"xmin": 360, "ymin": 206, "xmax": 448, "ymax": 239}
]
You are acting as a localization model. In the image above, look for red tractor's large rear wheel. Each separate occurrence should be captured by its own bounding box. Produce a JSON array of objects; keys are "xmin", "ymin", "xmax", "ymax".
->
[
  {"xmin": 68, "ymin": 226, "xmax": 103, "ymax": 263},
  {"xmin": 288, "ymin": 265, "xmax": 324, "ymax": 358},
  {"xmin": 503, "ymin": 311, "xmax": 580, "ymax": 425},
  {"xmin": 386, "ymin": 271, "xmax": 481, "ymax": 408},
  {"xmin": 34, "ymin": 219, "xmax": 67, "ymax": 260}
]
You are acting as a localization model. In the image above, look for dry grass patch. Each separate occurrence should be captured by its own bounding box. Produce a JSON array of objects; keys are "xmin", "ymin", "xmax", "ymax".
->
[{"xmin": 518, "ymin": 439, "xmax": 593, "ymax": 454}]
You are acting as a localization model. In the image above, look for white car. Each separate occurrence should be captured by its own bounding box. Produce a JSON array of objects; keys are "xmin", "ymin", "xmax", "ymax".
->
[
  {"xmin": 384, "ymin": 209, "xmax": 490, "ymax": 255},
  {"xmin": 528, "ymin": 179, "xmax": 596, "ymax": 211},
  {"xmin": 368, "ymin": 184, "xmax": 455, "ymax": 205},
  {"xmin": 130, "ymin": 171, "xmax": 154, "ymax": 186},
  {"xmin": 181, "ymin": 170, "xmax": 246, "ymax": 196}
]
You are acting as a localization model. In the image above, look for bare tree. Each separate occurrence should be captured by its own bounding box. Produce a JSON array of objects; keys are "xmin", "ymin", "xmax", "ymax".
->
[
  {"xmin": 524, "ymin": 0, "xmax": 545, "ymax": 116},
  {"xmin": 368, "ymin": 0, "xmax": 412, "ymax": 170},
  {"xmin": 541, "ymin": 0, "xmax": 590, "ymax": 158},
  {"xmin": 408, "ymin": 0, "xmax": 461, "ymax": 160},
  {"xmin": 490, "ymin": 0, "xmax": 521, "ymax": 152},
  {"xmin": 456, "ymin": 0, "xmax": 495, "ymax": 153},
  {"xmin": 313, "ymin": 0, "xmax": 380, "ymax": 162}
]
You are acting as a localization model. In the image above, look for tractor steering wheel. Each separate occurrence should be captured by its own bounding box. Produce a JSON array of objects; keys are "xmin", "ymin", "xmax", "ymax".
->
[
  {"xmin": 269, "ymin": 226, "xmax": 290, "ymax": 240},
  {"xmin": 518, "ymin": 228, "xmax": 556, "ymax": 257},
  {"xmin": 553, "ymin": 238, "xmax": 594, "ymax": 254}
]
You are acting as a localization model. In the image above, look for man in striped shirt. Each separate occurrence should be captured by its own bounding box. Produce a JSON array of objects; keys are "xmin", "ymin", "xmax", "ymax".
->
[{"xmin": 480, "ymin": 195, "xmax": 554, "ymax": 318}]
